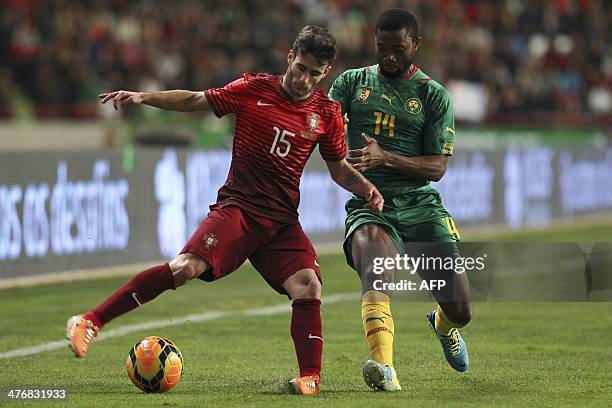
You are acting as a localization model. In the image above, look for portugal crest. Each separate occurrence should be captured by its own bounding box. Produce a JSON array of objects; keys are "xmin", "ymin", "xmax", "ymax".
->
[
  {"xmin": 202, "ymin": 232, "xmax": 218, "ymax": 249},
  {"xmin": 300, "ymin": 112, "xmax": 320, "ymax": 140},
  {"xmin": 405, "ymin": 98, "xmax": 423, "ymax": 114},
  {"xmin": 307, "ymin": 112, "xmax": 319, "ymax": 130}
]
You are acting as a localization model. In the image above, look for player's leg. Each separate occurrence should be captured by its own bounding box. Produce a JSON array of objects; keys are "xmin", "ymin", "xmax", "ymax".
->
[
  {"xmin": 66, "ymin": 254, "xmax": 209, "ymax": 358},
  {"xmin": 249, "ymin": 223, "xmax": 322, "ymax": 395},
  {"xmin": 432, "ymin": 217, "xmax": 472, "ymax": 330},
  {"xmin": 351, "ymin": 224, "xmax": 403, "ymax": 391},
  {"xmin": 283, "ymin": 268, "xmax": 323, "ymax": 395},
  {"xmin": 344, "ymin": 209, "xmax": 404, "ymax": 391},
  {"xmin": 424, "ymin": 266, "xmax": 471, "ymax": 372},
  {"xmin": 67, "ymin": 206, "xmax": 258, "ymax": 358},
  {"xmin": 407, "ymin": 217, "xmax": 472, "ymax": 371}
]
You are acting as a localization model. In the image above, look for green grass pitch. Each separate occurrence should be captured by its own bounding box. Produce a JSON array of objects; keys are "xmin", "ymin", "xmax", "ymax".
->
[{"xmin": 0, "ymin": 222, "xmax": 611, "ymax": 407}]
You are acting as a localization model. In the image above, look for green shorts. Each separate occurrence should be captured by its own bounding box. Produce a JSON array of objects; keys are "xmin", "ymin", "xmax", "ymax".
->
[{"xmin": 343, "ymin": 207, "xmax": 461, "ymax": 270}]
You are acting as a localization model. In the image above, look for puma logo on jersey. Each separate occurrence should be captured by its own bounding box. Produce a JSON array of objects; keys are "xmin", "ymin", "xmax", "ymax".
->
[{"xmin": 381, "ymin": 93, "xmax": 395, "ymax": 105}]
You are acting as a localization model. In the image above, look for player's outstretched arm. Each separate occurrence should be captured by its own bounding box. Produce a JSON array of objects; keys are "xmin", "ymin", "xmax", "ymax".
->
[
  {"xmin": 326, "ymin": 159, "xmax": 384, "ymax": 213},
  {"xmin": 348, "ymin": 133, "xmax": 449, "ymax": 181},
  {"xmin": 99, "ymin": 90, "xmax": 210, "ymax": 112}
]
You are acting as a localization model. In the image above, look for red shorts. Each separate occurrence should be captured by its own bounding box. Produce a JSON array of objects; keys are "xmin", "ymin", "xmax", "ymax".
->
[{"xmin": 180, "ymin": 205, "xmax": 320, "ymax": 295}]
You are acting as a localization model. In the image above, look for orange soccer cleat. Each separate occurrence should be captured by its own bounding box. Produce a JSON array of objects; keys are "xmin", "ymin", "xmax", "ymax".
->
[
  {"xmin": 66, "ymin": 315, "xmax": 99, "ymax": 358},
  {"xmin": 289, "ymin": 375, "xmax": 320, "ymax": 396}
]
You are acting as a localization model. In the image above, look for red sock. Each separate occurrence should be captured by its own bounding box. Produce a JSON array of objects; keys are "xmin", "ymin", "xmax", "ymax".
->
[
  {"xmin": 85, "ymin": 263, "xmax": 175, "ymax": 329},
  {"xmin": 291, "ymin": 298, "xmax": 323, "ymax": 378}
]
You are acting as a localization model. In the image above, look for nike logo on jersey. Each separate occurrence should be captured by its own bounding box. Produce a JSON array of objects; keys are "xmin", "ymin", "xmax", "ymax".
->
[
  {"xmin": 314, "ymin": 260, "xmax": 320, "ymax": 267},
  {"xmin": 257, "ymin": 100, "xmax": 274, "ymax": 106},
  {"xmin": 308, "ymin": 333, "xmax": 324, "ymax": 342},
  {"xmin": 365, "ymin": 316, "xmax": 386, "ymax": 323},
  {"xmin": 131, "ymin": 292, "xmax": 142, "ymax": 306},
  {"xmin": 446, "ymin": 127, "xmax": 455, "ymax": 134}
]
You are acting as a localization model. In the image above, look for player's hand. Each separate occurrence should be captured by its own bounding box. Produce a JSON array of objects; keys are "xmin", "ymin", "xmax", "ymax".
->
[
  {"xmin": 99, "ymin": 90, "xmax": 144, "ymax": 111},
  {"xmin": 347, "ymin": 133, "xmax": 387, "ymax": 172},
  {"xmin": 363, "ymin": 184, "xmax": 384, "ymax": 213}
]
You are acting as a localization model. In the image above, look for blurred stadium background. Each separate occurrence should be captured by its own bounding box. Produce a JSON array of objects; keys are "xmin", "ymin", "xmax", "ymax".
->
[
  {"xmin": 1, "ymin": 0, "xmax": 610, "ymax": 145},
  {"xmin": 0, "ymin": 2, "xmax": 611, "ymax": 406}
]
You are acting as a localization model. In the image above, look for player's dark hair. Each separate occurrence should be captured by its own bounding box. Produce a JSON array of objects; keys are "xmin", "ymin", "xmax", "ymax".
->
[
  {"xmin": 292, "ymin": 25, "xmax": 337, "ymax": 63},
  {"xmin": 376, "ymin": 8, "xmax": 419, "ymax": 38}
]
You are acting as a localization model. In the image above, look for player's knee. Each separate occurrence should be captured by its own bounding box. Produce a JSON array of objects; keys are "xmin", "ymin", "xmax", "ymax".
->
[
  {"xmin": 303, "ymin": 277, "xmax": 321, "ymax": 299},
  {"xmin": 284, "ymin": 269, "xmax": 321, "ymax": 299},
  {"xmin": 447, "ymin": 303, "xmax": 472, "ymax": 327},
  {"xmin": 352, "ymin": 224, "xmax": 392, "ymax": 272},
  {"xmin": 353, "ymin": 224, "xmax": 388, "ymax": 246},
  {"xmin": 169, "ymin": 253, "xmax": 209, "ymax": 286},
  {"xmin": 294, "ymin": 274, "xmax": 320, "ymax": 299}
]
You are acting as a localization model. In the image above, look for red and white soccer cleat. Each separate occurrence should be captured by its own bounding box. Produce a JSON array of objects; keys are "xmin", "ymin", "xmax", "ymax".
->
[
  {"xmin": 66, "ymin": 315, "xmax": 99, "ymax": 358},
  {"xmin": 289, "ymin": 375, "xmax": 320, "ymax": 396}
]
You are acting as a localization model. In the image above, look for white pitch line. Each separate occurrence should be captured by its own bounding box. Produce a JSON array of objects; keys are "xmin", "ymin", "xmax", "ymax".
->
[{"xmin": 0, "ymin": 292, "xmax": 359, "ymax": 359}]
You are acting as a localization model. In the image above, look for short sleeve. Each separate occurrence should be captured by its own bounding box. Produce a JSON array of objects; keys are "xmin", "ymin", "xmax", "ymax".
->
[
  {"xmin": 423, "ymin": 86, "xmax": 455, "ymax": 156},
  {"xmin": 319, "ymin": 104, "xmax": 347, "ymax": 162},
  {"xmin": 328, "ymin": 71, "xmax": 352, "ymax": 116},
  {"xmin": 204, "ymin": 74, "xmax": 250, "ymax": 117}
]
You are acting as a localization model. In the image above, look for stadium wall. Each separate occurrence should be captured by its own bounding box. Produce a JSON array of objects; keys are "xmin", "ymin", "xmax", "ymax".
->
[{"xmin": 1, "ymin": 146, "xmax": 612, "ymax": 285}]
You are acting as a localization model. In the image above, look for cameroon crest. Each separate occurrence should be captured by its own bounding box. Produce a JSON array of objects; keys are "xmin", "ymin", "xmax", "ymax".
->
[
  {"xmin": 357, "ymin": 87, "xmax": 371, "ymax": 103},
  {"xmin": 405, "ymin": 98, "xmax": 423, "ymax": 114}
]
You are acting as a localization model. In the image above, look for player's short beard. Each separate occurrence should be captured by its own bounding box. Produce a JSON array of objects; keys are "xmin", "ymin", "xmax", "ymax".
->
[
  {"xmin": 379, "ymin": 58, "xmax": 414, "ymax": 79},
  {"xmin": 282, "ymin": 72, "xmax": 311, "ymax": 100}
]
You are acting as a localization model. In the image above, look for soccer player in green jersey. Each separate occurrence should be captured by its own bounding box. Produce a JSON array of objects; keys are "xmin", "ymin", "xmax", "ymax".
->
[{"xmin": 329, "ymin": 8, "xmax": 472, "ymax": 391}]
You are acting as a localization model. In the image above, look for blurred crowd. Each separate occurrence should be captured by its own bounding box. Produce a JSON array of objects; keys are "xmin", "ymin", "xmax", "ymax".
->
[{"xmin": 0, "ymin": 0, "xmax": 610, "ymax": 124}]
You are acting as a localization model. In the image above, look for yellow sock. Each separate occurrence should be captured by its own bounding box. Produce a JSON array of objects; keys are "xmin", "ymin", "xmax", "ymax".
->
[
  {"xmin": 362, "ymin": 290, "xmax": 394, "ymax": 367},
  {"xmin": 434, "ymin": 305, "xmax": 462, "ymax": 336}
]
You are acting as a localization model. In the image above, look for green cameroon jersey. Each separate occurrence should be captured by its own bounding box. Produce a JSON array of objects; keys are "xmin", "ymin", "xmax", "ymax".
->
[{"xmin": 329, "ymin": 65, "xmax": 456, "ymax": 224}]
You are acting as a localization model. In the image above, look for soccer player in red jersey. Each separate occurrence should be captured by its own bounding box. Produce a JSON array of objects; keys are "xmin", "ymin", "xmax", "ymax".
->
[{"xmin": 66, "ymin": 25, "xmax": 383, "ymax": 396}]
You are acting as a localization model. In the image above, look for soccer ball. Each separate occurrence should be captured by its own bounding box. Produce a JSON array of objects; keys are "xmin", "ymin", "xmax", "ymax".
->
[{"xmin": 126, "ymin": 336, "xmax": 184, "ymax": 393}]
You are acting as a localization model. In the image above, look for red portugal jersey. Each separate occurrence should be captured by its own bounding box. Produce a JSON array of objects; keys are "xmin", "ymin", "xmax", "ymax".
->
[{"xmin": 204, "ymin": 73, "xmax": 346, "ymax": 223}]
